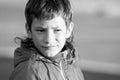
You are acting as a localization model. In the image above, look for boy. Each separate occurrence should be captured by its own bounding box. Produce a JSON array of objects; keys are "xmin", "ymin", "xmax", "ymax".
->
[{"xmin": 9, "ymin": 0, "xmax": 84, "ymax": 80}]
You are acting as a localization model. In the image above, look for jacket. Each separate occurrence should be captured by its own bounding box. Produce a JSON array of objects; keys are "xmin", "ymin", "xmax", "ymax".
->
[{"xmin": 9, "ymin": 45, "xmax": 84, "ymax": 80}]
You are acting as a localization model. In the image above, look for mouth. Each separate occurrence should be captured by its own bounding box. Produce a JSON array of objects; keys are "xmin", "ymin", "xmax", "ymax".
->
[{"xmin": 41, "ymin": 46, "xmax": 57, "ymax": 49}]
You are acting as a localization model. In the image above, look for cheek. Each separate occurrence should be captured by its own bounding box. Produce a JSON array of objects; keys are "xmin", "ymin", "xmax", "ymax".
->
[
  {"xmin": 31, "ymin": 34, "xmax": 44, "ymax": 44},
  {"xmin": 56, "ymin": 33, "xmax": 66, "ymax": 44}
]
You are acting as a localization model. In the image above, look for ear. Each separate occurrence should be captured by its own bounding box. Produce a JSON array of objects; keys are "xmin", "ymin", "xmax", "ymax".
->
[
  {"xmin": 66, "ymin": 22, "xmax": 74, "ymax": 38},
  {"xmin": 25, "ymin": 23, "xmax": 32, "ymax": 38}
]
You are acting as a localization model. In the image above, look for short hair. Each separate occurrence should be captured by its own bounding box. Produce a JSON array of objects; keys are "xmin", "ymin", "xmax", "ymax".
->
[{"xmin": 25, "ymin": 0, "xmax": 73, "ymax": 30}]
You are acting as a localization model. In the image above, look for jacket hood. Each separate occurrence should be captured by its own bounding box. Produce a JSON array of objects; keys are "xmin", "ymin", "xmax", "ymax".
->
[{"xmin": 14, "ymin": 46, "xmax": 34, "ymax": 68}]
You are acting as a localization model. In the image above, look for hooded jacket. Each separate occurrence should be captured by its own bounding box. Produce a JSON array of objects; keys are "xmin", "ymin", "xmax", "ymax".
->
[{"xmin": 9, "ymin": 45, "xmax": 84, "ymax": 80}]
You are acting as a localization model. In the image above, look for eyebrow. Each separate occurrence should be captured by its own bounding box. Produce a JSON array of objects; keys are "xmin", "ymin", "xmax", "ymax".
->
[
  {"xmin": 34, "ymin": 26, "xmax": 61, "ymax": 29},
  {"xmin": 34, "ymin": 26, "xmax": 46, "ymax": 29}
]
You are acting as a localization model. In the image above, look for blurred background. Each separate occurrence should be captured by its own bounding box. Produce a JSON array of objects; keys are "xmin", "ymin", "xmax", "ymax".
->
[{"xmin": 0, "ymin": 0, "xmax": 120, "ymax": 80}]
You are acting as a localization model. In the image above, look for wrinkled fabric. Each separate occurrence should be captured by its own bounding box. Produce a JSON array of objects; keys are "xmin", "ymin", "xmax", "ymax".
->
[{"xmin": 9, "ymin": 46, "xmax": 84, "ymax": 80}]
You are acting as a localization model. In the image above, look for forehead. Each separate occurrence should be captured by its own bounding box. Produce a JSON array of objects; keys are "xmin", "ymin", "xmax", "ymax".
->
[{"xmin": 32, "ymin": 15, "xmax": 66, "ymax": 28}]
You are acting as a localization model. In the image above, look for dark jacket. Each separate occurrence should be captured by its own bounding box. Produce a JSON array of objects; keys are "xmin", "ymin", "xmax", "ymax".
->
[{"xmin": 9, "ymin": 45, "xmax": 84, "ymax": 80}]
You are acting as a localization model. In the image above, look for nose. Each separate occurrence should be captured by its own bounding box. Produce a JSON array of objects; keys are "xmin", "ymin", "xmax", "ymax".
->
[{"xmin": 44, "ymin": 29, "xmax": 55, "ymax": 45}]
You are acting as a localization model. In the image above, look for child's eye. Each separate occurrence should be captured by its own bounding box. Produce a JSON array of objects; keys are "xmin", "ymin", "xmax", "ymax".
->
[
  {"xmin": 54, "ymin": 29, "xmax": 62, "ymax": 32},
  {"xmin": 36, "ymin": 29, "xmax": 45, "ymax": 32}
]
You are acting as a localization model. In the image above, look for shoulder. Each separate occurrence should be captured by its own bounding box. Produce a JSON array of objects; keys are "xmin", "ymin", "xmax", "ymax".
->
[
  {"xmin": 10, "ymin": 56, "xmax": 47, "ymax": 80},
  {"xmin": 9, "ymin": 60, "xmax": 29, "ymax": 80},
  {"xmin": 72, "ymin": 60, "xmax": 85, "ymax": 80}
]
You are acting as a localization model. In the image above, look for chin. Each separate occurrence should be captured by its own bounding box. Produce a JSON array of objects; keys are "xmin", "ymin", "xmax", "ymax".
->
[{"xmin": 45, "ymin": 51, "xmax": 59, "ymax": 57}]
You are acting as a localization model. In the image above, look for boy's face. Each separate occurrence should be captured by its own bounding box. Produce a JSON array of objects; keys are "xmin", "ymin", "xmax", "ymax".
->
[{"xmin": 27, "ymin": 15, "xmax": 73, "ymax": 57}]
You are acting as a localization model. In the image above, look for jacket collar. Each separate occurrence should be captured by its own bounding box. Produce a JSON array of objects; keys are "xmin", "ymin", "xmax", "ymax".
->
[
  {"xmin": 31, "ymin": 47, "xmax": 68, "ymax": 65},
  {"xmin": 14, "ymin": 45, "xmax": 69, "ymax": 67}
]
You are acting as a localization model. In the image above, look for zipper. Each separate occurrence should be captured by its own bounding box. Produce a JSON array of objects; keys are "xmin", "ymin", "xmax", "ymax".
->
[{"xmin": 59, "ymin": 60, "xmax": 66, "ymax": 80}]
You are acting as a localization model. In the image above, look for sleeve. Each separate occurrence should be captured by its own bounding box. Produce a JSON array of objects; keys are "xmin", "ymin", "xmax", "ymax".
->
[{"xmin": 9, "ymin": 61, "xmax": 41, "ymax": 80}]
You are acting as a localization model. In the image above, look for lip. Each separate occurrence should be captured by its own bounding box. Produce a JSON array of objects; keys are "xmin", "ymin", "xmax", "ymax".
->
[{"xmin": 41, "ymin": 46, "xmax": 56, "ymax": 49}]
